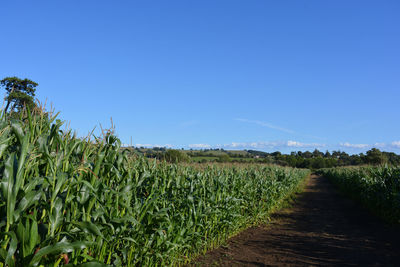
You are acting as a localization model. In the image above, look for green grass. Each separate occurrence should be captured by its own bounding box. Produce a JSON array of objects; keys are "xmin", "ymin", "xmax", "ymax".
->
[{"xmin": 191, "ymin": 156, "xmax": 219, "ymax": 162}]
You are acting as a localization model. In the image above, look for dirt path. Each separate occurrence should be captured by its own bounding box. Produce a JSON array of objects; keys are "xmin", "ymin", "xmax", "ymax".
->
[{"xmin": 191, "ymin": 175, "xmax": 400, "ymax": 266}]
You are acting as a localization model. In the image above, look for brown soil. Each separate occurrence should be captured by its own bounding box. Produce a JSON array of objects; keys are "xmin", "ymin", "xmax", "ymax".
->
[{"xmin": 190, "ymin": 175, "xmax": 400, "ymax": 266}]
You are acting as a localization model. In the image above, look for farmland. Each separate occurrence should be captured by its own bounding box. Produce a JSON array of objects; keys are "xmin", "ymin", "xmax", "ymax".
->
[
  {"xmin": 193, "ymin": 174, "xmax": 400, "ymax": 266},
  {"xmin": 2, "ymin": 1, "xmax": 400, "ymax": 265},
  {"xmin": 1, "ymin": 108, "xmax": 400, "ymax": 266},
  {"xmin": 131, "ymin": 146, "xmax": 400, "ymax": 168},
  {"xmin": 192, "ymin": 163, "xmax": 400, "ymax": 265},
  {"xmin": 0, "ymin": 109, "xmax": 309, "ymax": 266},
  {"xmin": 317, "ymin": 166, "xmax": 400, "ymax": 224}
]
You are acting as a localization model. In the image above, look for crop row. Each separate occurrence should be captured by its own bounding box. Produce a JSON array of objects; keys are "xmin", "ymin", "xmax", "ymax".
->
[
  {"xmin": 317, "ymin": 166, "xmax": 400, "ymax": 224},
  {"xmin": 0, "ymin": 109, "xmax": 309, "ymax": 266}
]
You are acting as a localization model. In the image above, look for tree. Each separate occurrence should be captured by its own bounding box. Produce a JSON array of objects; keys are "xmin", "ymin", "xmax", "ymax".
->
[
  {"xmin": 1, "ymin": 76, "xmax": 37, "ymax": 114},
  {"xmin": 217, "ymin": 154, "xmax": 231, "ymax": 163},
  {"xmin": 163, "ymin": 149, "xmax": 190, "ymax": 163},
  {"xmin": 302, "ymin": 151, "xmax": 312, "ymax": 159},
  {"xmin": 366, "ymin": 148, "xmax": 387, "ymax": 165},
  {"xmin": 312, "ymin": 149, "xmax": 324, "ymax": 158},
  {"xmin": 311, "ymin": 157, "xmax": 326, "ymax": 169}
]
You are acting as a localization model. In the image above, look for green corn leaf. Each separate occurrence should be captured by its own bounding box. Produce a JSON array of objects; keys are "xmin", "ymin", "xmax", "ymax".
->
[
  {"xmin": 36, "ymin": 134, "xmax": 51, "ymax": 160},
  {"xmin": 5, "ymin": 231, "xmax": 18, "ymax": 267},
  {"xmin": 10, "ymin": 120, "xmax": 24, "ymax": 145},
  {"xmin": 0, "ymin": 247, "xmax": 7, "ymax": 261},
  {"xmin": 23, "ymin": 177, "xmax": 44, "ymax": 192},
  {"xmin": 72, "ymin": 221, "xmax": 106, "ymax": 241},
  {"xmin": 29, "ymin": 219, "xmax": 39, "ymax": 256},
  {"xmin": 51, "ymin": 172, "xmax": 67, "ymax": 203},
  {"xmin": 29, "ymin": 240, "xmax": 92, "ymax": 266},
  {"xmin": 93, "ymin": 151, "xmax": 106, "ymax": 179},
  {"xmin": 15, "ymin": 190, "xmax": 43, "ymax": 216},
  {"xmin": 64, "ymin": 140, "xmax": 81, "ymax": 162},
  {"xmin": 0, "ymin": 136, "xmax": 11, "ymax": 159},
  {"xmin": 14, "ymin": 216, "xmax": 38, "ymax": 258},
  {"xmin": 78, "ymin": 184, "xmax": 90, "ymax": 205},
  {"xmin": 16, "ymin": 220, "xmax": 27, "ymax": 256},
  {"xmin": 3, "ymin": 153, "xmax": 17, "ymax": 227},
  {"xmin": 49, "ymin": 197, "xmax": 63, "ymax": 236},
  {"xmin": 80, "ymin": 180, "xmax": 97, "ymax": 193},
  {"xmin": 14, "ymin": 133, "xmax": 30, "ymax": 193}
]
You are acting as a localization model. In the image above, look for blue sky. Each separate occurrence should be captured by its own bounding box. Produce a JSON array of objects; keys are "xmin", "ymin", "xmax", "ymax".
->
[{"xmin": 1, "ymin": 1, "xmax": 399, "ymax": 153}]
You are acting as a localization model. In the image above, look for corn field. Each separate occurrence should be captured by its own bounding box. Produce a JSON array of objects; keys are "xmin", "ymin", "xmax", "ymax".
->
[
  {"xmin": 0, "ymin": 109, "xmax": 309, "ymax": 266},
  {"xmin": 318, "ymin": 166, "xmax": 400, "ymax": 224}
]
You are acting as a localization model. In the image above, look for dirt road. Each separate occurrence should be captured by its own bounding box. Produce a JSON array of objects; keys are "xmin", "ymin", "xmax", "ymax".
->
[{"xmin": 191, "ymin": 175, "xmax": 400, "ymax": 266}]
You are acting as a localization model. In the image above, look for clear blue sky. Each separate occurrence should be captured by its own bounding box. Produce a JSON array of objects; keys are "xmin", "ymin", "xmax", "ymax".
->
[{"xmin": 1, "ymin": 1, "xmax": 399, "ymax": 153}]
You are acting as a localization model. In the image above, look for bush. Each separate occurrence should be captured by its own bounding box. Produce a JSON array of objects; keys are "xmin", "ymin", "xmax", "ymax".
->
[
  {"xmin": 217, "ymin": 154, "xmax": 231, "ymax": 162},
  {"xmin": 163, "ymin": 149, "xmax": 190, "ymax": 163}
]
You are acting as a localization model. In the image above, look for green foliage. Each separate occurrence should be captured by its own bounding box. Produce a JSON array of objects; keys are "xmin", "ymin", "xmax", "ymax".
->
[
  {"xmin": 217, "ymin": 154, "xmax": 231, "ymax": 163},
  {"xmin": 365, "ymin": 148, "xmax": 387, "ymax": 165},
  {"xmin": 137, "ymin": 148, "xmax": 400, "ymax": 168},
  {"xmin": 317, "ymin": 166, "xmax": 400, "ymax": 224},
  {"xmin": 0, "ymin": 109, "xmax": 310, "ymax": 266},
  {"xmin": 1, "ymin": 77, "xmax": 38, "ymax": 114},
  {"xmin": 163, "ymin": 149, "xmax": 190, "ymax": 163}
]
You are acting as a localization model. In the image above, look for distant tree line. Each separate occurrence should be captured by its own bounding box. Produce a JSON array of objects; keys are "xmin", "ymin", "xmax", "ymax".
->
[
  {"xmin": 246, "ymin": 148, "xmax": 399, "ymax": 168},
  {"xmin": 130, "ymin": 146, "xmax": 400, "ymax": 168}
]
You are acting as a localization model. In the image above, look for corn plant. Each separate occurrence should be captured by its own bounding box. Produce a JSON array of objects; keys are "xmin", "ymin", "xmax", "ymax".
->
[
  {"xmin": 0, "ymin": 108, "xmax": 310, "ymax": 266},
  {"xmin": 317, "ymin": 166, "xmax": 400, "ymax": 224}
]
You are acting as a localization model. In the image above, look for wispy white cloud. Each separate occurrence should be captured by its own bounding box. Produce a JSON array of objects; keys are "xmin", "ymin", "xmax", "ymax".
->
[
  {"xmin": 135, "ymin": 143, "xmax": 173, "ymax": 148},
  {"xmin": 189, "ymin": 143, "xmax": 212, "ymax": 149},
  {"xmin": 222, "ymin": 141, "xmax": 277, "ymax": 149},
  {"xmin": 222, "ymin": 141, "xmax": 325, "ymax": 150},
  {"xmin": 340, "ymin": 142, "xmax": 370, "ymax": 149},
  {"xmin": 339, "ymin": 142, "xmax": 400, "ymax": 151},
  {"xmin": 286, "ymin": 140, "xmax": 325, "ymax": 148},
  {"xmin": 234, "ymin": 118, "xmax": 326, "ymax": 141},
  {"xmin": 391, "ymin": 141, "xmax": 400, "ymax": 148},
  {"xmin": 235, "ymin": 118, "xmax": 295, "ymax": 134},
  {"xmin": 374, "ymin": 142, "xmax": 386, "ymax": 148}
]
